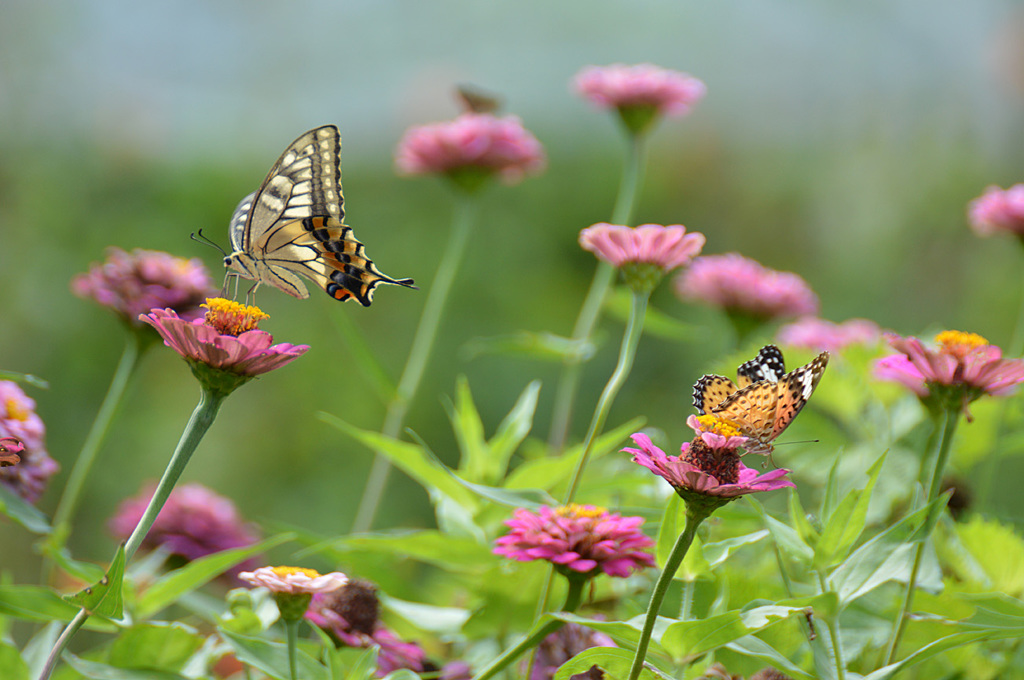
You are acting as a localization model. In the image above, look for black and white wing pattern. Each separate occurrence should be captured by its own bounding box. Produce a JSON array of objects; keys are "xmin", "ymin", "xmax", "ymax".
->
[
  {"xmin": 224, "ymin": 125, "xmax": 415, "ymax": 305},
  {"xmin": 692, "ymin": 345, "xmax": 787, "ymax": 414}
]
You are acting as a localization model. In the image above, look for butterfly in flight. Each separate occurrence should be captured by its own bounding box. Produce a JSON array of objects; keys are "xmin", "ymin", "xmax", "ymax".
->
[
  {"xmin": 692, "ymin": 345, "xmax": 829, "ymax": 455},
  {"xmin": 223, "ymin": 125, "xmax": 415, "ymax": 305}
]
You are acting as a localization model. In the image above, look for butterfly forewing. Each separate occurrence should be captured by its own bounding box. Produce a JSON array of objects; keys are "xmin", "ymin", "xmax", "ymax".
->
[
  {"xmin": 736, "ymin": 345, "xmax": 786, "ymax": 388},
  {"xmin": 769, "ymin": 352, "xmax": 829, "ymax": 440}
]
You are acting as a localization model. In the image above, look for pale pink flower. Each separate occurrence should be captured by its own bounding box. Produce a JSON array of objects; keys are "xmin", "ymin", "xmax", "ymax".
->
[
  {"xmin": 0, "ymin": 381, "xmax": 58, "ymax": 503},
  {"xmin": 686, "ymin": 415, "xmax": 750, "ymax": 451},
  {"xmin": 574, "ymin": 64, "xmax": 706, "ymax": 117},
  {"xmin": 239, "ymin": 566, "xmax": 347, "ymax": 595},
  {"xmin": 968, "ymin": 185, "xmax": 1024, "ymax": 238},
  {"xmin": 777, "ymin": 317, "xmax": 881, "ymax": 353},
  {"xmin": 529, "ymin": 622, "xmax": 616, "ymax": 680},
  {"xmin": 394, "ymin": 113, "xmax": 545, "ymax": 188},
  {"xmin": 675, "ymin": 253, "xmax": 819, "ymax": 321},
  {"xmin": 493, "ymin": 504, "xmax": 655, "ymax": 578},
  {"xmin": 72, "ymin": 248, "xmax": 216, "ymax": 325},
  {"xmin": 579, "ymin": 223, "xmax": 705, "ymax": 271}
]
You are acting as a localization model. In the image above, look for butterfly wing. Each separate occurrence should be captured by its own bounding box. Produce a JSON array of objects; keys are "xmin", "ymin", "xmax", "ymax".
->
[
  {"xmin": 769, "ymin": 351, "xmax": 829, "ymax": 440},
  {"xmin": 692, "ymin": 375, "xmax": 738, "ymax": 415},
  {"xmin": 228, "ymin": 191, "xmax": 256, "ymax": 253},
  {"xmin": 712, "ymin": 381, "xmax": 780, "ymax": 453},
  {"xmin": 736, "ymin": 345, "xmax": 786, "ymax": 388}
]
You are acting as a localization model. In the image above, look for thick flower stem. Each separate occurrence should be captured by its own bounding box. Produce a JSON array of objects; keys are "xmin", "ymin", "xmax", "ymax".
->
[
  {"xmin": 470, "ymin": 576, "xmax": 587, "ymax": 680},
  {"xmin": 38, "ymin": 385, "xmax": 227, "ymax": 680},
  {"xmin": 547, "ymin": 133, "xmax": 646, "ymax": 451},
  {"xmin": 884, "ymin": 407, "xmax": 960, "ymax": 665},
  {"xmin": 353, "ymin": 196, "xmax": 479, "ymax": 532},
  {"xmin": 285, "ymin": 619, "xmax": 300, "ymax": 680},
  {"xmin": 627, "ymin": 506, "xmax": 707, "ymax": 680}
]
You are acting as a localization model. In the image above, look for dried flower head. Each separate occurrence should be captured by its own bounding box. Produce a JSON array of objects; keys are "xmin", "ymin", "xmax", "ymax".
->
[
  {"xmin": 574, "ymin": 63, "xmax": 706, "ymax": 135},
  {"xmin": 0, "ymin": 382, "xmax": 58, "ymax": 503},
  {"xmin": 72, "ymin": 247, "xmax": 216, "ymax": 325},
  {"xmin": 776, "ymin": 316, "xmax": 880, "ymax": 353},
  {"xmin": 968, "ymin": 185, "xmax": 1024, "ymax": 240},
  {"xmin": 493, "ymin": 504, "xmax": 655, "ymax": 579},
  {"xmin": 395, "ymin": 113, "xmax": 545, "ymax": 192},
  {"xmin": 579, "ymin": 223, "xmax": 705, "ymax": 293}
]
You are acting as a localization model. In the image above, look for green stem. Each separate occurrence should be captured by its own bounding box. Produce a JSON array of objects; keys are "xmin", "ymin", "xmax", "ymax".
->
[
  {"xmin": 353, "ymin": 196, "xmax": 479, "ymax": 532},
  {"xmin": 39, "ymin": 385, "xmax": 227, "ymax": 679},
  {"xmin": 471, "ymin": 576, "xmax": 587, "ymax": 680},
  {"xmin": 884, "ymin": 407, "xmax": 960, "ymax": 665},
  {"xmin": 679, "ymin": 580, "xmax": 694, "ymax": 621},
  {"xmin": 627, "ymin": 506, "xmax": 708, "ymax": 680},
  {"xmin": 547, "ymin": 133, "xmax": 646, "ymax": 451},
  {"xmin": 285, "ymin": 619, "xmax": 300, "ymax": 680},
  {"xmin": 816, "ymin": 572, "xmax": 846, "ymax": 680},
  {"xmin": 1009, "ymin": 263, "xmax": 1024, "ymax": 357}
]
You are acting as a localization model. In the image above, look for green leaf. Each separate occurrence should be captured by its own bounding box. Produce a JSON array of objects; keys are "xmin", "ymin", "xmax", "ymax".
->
[
  {"xmin": 553, "ymin": 647, "xmax": 661, "ymax": 680},
  {"xmin": 814, "ymin": 452, "xmax": 886, "ymax": 570},
  {"xmin": 108, "ymin": 623, "xmax": 203, "ymax": 672},
  {"xmin": 660, "ymin": 604, "xmax": 811, "ymax": 661},
  {"xmin": 319, "ymin": 412, "xmax": 478, "ymax": 510},
  {"xmin": 220, "ymin": 628, "xmax": 328, "ymax": 680},
  {"xmin": 0, "ymin": 370, "xmax": 48, "ymax": 389},
  {"xmin": 0, "ymin": 483, "xmax": 52, "ymax": 534},
  {"xmin": 724, "ymin": 636, "xmax": 814, "ymax": 678},
  {"xmin": 313, "ymin": 626, "xmax": 377, "ymax": 680},
  {"xmin": 448, "ymin": 376, "xmax": 489, "ymax": 481},
  {"xmin": 550, "ymin": 614, "xmax": 671, "ymax": 658},
  {"xmin": 381, "ymin": 671, "xmax": 422, "ymax": 680},
  {"xmin": 136, "ymin": 534, "xmax": 293, "ymax": 618},
  {"xmin": 749, "ymin": 498, "xmax": 813, "ymax": 565},
  {"xmin": 380, "ymin": 593, "xmax": 471, "ymax": 634},
  {"xmin": 702, "ymin": 530, "xmax": 769, "ymax": 569},
  {"xmin": 63, "ymin": 544, "xmax": 125, "ymax": 620},
  {"xmin": 0, "ymin": 585, "xmax": 113, "ymax": 630},
  {"xmin": 317, "ymin": 530, "xmax": 496, "ymax": 572},
  {"xmin": 787, "ymin": 489, "xmax": 818, "ymax": 546},
  {"xmin": 63, "ymin": 653, "xmax": 190, "ymax": 679},
  {"xmin": 461, "ymin": 331, "xmax": 596, "ymax": 363},
  {"xmin": 953, "ymin": 515, "xmax": 1024, "ymax": 598},
  {"xmin": 0, "ymin": 642, "xmax": 29, "ymax": 680},
  {"xmin": 487, "ymin": 380, "xmax": 541, "ymax": 478}
]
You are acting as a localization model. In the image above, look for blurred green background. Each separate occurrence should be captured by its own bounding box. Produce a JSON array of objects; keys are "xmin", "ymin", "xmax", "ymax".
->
[{"xmin": 2, "ymin": 0, "xmax": 1024, "ymax": 583}]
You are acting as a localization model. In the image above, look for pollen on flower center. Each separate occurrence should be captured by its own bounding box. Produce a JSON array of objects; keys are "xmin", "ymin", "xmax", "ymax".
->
[
  {"xmin": 695, "ymin": 414, "xmax": 742, "ymax": 438},
  {"xmin": 203, "ymin": 297, "xmax": 269, "ymax": 335},
  {"xmin": 3, "ymin": 397, "xmax": 29, "ymax": 422},
  {"xmin": 556, "ymin": 503, "xmax": 608, "ymax": 519},
  {"xmin": 272, "ymin": 566, "xmax": 321, "ymax": 579},
  {"xmin": 935, "ymin": 330, "xmax": 988, "ymax": 351}
]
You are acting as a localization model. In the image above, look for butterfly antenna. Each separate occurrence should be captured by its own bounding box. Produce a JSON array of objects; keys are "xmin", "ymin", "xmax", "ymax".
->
[{"xmin": 191, "ymin": 229, "xmax": 228, "ymax": 257}]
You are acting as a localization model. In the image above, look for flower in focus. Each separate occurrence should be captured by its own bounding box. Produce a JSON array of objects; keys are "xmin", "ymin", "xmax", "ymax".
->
[
  {"xmin": 676, "ymin": 253, "xmax": 820, "ymax": 323},
  {"xmin": 874, "ymin": 331, "xmax": 1024, "ymax": 416},
  {"xmin": 0, "ymin": 437, "xmax": 23, "ymax": 467},
  {"xmin": 574, "ymin": 63, "xmax": 706, "ymax": 135},
  {"xmin": 528, "ymin": 622, "xmax": 616, "ymax": 680},
  {"xmin": 307, "ymin": 580, "xmax": 428, "ymax": 676},
  {"xmin": 776, "ymin": 316, "xmax": 881, "ymax": 353},
  {"xmin": 72, "ymin": 247, "xmax": 216, "ymax": 325},
  {"xmin": 0, "ymin": 381, "xmax": 58, "ymax": 503},
  {"xmin": 241, "ymin": 566, "xmax": 348, "ymax": 622},
  {"xmin": 140, "ymin": 298, "xmax": 309, "ymax": 395},
  {"xmin": 579, "ymin": 223, "xmax": 705, "ymax": 293},
  {"xmin": 108, "ymin": 482, "xmax": 261, "ymax": 582},
  {"xmin": 493, "ymin": 504, "xmax": 655, "ymax": 579},
  {"xmin": 395, "ymin": 113, "xmax": 545, "ymax": 192},
  {"xmin": 968, "ymin": 185, "xmax": 1024, "ymax": 240}
]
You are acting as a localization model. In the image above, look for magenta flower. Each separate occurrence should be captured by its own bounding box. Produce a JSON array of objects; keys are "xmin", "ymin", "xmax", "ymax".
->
[
  {"xmin": 675, "ymin": 253, "xmax": 819, "ymax": 322},
  {"xmin": 72, "ymin": 247, "xmax": 216, "ymax": 325},
  {"xmin": 529, "ymin": 622, "xmax": 616, "ymax": 680},
  {"xmin": 873, "ymin": 354, "xmax": 928, "ymax": 397},
  {"xmin": 574, "ymin": 63, "xmax": 706, "ymax": 134},
  {"xmin": 776, "ymin": 316, "xmax": 881, "ymax": 353},
  {"xmin": 395, "ymin": 113, "xmax": 545, "ymax": 191},
  {"xmin": 109, "ymin": 482, "xmax": 261, "ymax": 581},
  {"xmin": 307, "ymin": 581, "xmax": 428, "ymax": 676},
  {"xmin": 968, "ymin": 185, "xmax": 1024, "ymax": 239},
  {"xmin": 0, "ymin": 381, "xmax": 58, "ymax": 503},
  {"xmin": 493, "ymin": 504, "xmax": 655, "ymax": 579}
]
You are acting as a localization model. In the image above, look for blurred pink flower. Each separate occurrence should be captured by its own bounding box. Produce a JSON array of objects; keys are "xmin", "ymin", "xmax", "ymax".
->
[
  {"xmin": 574, "ymin": 64, "xmax": 706, "ymax": 134},
  {"xmin": 777, "ymin": 317, "xmax": 881, "ymax": 353},
  {"xmin": 968, "ymin": 185, "xmax": 1024, "ymax": 238},
  {"xmin": 579, "ymin": 223, "xmax": 705, "ymax": 271},
  {"xmin": 72, "ymin": 247, "xmax": 216, "ymax": 325},
  {"xmin": 675, "ymin": 253, "xmax": 819, "ymax": 321},
  {"xmin": 873, "ymin": 354, "xmax": 928, "ymax": 397},
  {"xmin": 493, "ymin": 504, "xmax": 655, "ymax": 578},
  {"xmin": 395, "ymin": 113, "xmax": 545, "ymax": 190},
  {"xmin": 239, "ymin": 566, "xmax": 347, "ymax": 595},
  {"xmin": 109, "ymin": 481, "xmax": 261, "ymax": 581},
  {"xmin": 0, "ymin": 381, "xmax": 58, "ymax": 503},
  {"xmin": 529, "ymin": 622, "xmax": 616, "ymax": 680},
  {"xmin": 0, "ymin": 437, "xmax": 23, "ymax": 467},
  {"xmin": 307, "ymin": 581, "xmax": 428, "ymax": 677}
]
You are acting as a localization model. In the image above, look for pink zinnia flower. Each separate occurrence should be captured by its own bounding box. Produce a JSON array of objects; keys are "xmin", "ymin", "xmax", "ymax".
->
[
  {"xmin": 307, "ymin": 580, "xmax": 427, "ymax": 677},
  {"xmin": 395, "ymin": 113, "xmax": 545, "ymax": 191},
  {"xmin": 72, "ymin": 247, "xmax": 216, "ymax": 325},
  {"xmin": 0, "ymin": 381, "xmax": 58, "ymax": 503},
  {"xmin": 968, "ymin": 185, "xmax": 1024, "ymax": 238},
  {"xmin": 675, "ymin": 253, "xmax": 820, "ymax": 322},
  {"xmin": 579, "ymin": 223, "xmax": 705, "ymax": 271},
  {"xmin": 574, "ymin": 63, "xmax": 706, "ymax": 134},
  {"xmin": 874, "ymin": 331, "xmax": 1024, "ymax": 415},
  {"xmin": 108, "ymin": 482, "xmax": 261, "ymax": 582},
  {"xmin": 493, "ymin": 504, "xmax": 655, "ymax": 579},
  {"xmin": 776, "ymin": 317, "xmax": 881, "ymax": 354},
  {"xmin": 529, "ymin": 622, "xmax": 616, "ymax": 680},
  {"xmin": 239, "ymin": 566, "xmax": 347, "ymax": 595}
]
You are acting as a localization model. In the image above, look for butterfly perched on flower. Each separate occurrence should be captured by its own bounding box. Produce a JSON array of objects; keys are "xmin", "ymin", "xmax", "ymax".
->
[
  {"xmin": 692, "ymin": 345, "xmax": 829, "ymax": 455},
  {"xmin": 224, "ymin": 125, "xmax": 415, "ymax": 305}
]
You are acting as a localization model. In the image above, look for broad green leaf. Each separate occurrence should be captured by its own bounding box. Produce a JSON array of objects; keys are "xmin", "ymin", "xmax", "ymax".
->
[
  {"xmin": 461, "ymin": 331, "xmax": 596, "ymax": 363},
  {"xmin": 65, "ymin": 653, "xmax": 188, "ymax": 679},
  {"xmin": 220, "ymin": 628, "xmax": 327, "ymax": 680},
  {"xmin": 0, "ymin": 642, "xmax": 29, "ymax": 680},
  {"xmin": 958, "ymin": 591, "xmax": 1024, "ymax": 629},
  {"xmin": 487, "ymin": 380, "xmax": 541, "ymax": 478},
  {"xmin": 860, "ymin": 631, "xmax": 1002, "ymax": 680},
  {"xmin": 787, "ymin": 490, "xmax": 818, "ymax": 546},
  {"xmin": 724, "ymin": 636, "xmax": 813, "ymax": 678},
  {"xmin": 553, "ymin": 646, "xmax": 663, "ymax": 680},
  {"xmin": 447, "ymin": 376, "xmax": 489, "ymax": 481},
  {"xmin": 933, "ymin": 515, "xmax": 992, "ymax": 590},
  {"xmin": 814, "ymin": 453, "xmax": 886, "ymax": 570},
  {"xmin": 380, "ymin": 593, "xmax": 471, "ymax": 634},
  {"xmin": 660, "ymin": 604, "xmax": 810, "ymax": 661},
  {"xmin": 0, "ymin": 483, "xmax": 52, "ymax": 534},
  {"xmin": 953, "ymin": 516, "xmax": 1024, "ymax": 598},
  {"xmin": 550, "ymin": 613, "xmax": 671, "ymax": 658},
  {"xmin": 318, "ymin": 530, "xmax": 496, "ymax": 572},
  {"xmin": 0, "ymin": 585, "xmax": 102, "ymax": 625},
  {"xmin": 136, "ymin": 534, "xmax": 293, "ymax": 618},
  {"xmin": 64, "ymin": 544, "xmax": 125, "ymax": 620},
  {"xmin": 703, "ymin": 530, "xmax": 769, "ymax": 569},
  {"xmin": 319, "ymin": 413, "xmax": 478, "ymax": 510},
  {"xmin": 108, "ymin": 623, "xmax": 203, "ymax": 672},
  {"xmin": 749, "ymin": 498, "xmax": 813, "ymax": 565}
]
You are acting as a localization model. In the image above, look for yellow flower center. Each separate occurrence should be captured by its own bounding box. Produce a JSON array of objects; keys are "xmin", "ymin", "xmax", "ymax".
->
[
  {"xmin": 557, "ymin": 503, "xmax": 607, "ymax": 519},
  {"xmin": 203, "ymin": 297, "xmax": 269, "ymax": 336},
  {"xmin": 935, "ymin": 330, "xmax": 989, "ymax": 359},
  {"xmin": 4, "ymin": 398, "xmax": 29, "ymax": 422},
  {"xmin": 695, "ymin": 414, "xmax": 742, "ymax": 438},
  {"xmin": 270, "ymin": 566, "xmax": 321, "ymax": 578}
]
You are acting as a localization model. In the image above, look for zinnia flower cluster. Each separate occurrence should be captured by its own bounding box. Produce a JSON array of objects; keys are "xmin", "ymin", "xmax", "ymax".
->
[
  {"xmin": 776, "ymin": 317, "xmax": 880, "ymax": 354},
  {"xmin": 493, "ymin": 504, "xmax": 655, "ymax": 579},
  {"xmin": 109, "ymin": 482, "xmax": 261, "ymax": 582},
  {"xmin": 72, "ymin": 247, "xmax": 216, "ymax": 325},
  {"xmin": 0, "ymin": 381, "xmax": 58, "ymax": 503},
  {"xmin": 579, "ymin": 223, "xmax": 705, "ymax": 293},
  {"xmin": 574, "ymin": 63, "xmax": 706, "ymax": 135},
  {"xmin": 968, "ymin": 185, "xmax": 1024, "ymax": 240}
]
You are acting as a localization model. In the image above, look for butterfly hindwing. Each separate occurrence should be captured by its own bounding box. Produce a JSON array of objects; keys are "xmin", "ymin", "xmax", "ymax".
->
[{"xmin": 692, "ymin": 375, "xmax": 738, "ymax": 415}]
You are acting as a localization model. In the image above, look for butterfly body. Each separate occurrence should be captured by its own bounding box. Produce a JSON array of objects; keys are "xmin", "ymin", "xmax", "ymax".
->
[
  {"xmin": 224, "ymin": 125, "xmax": 415, "ymax": 305},
  {"xmin": 692, "ymin": 345, "xmax": 828, "ymax": 455}
]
